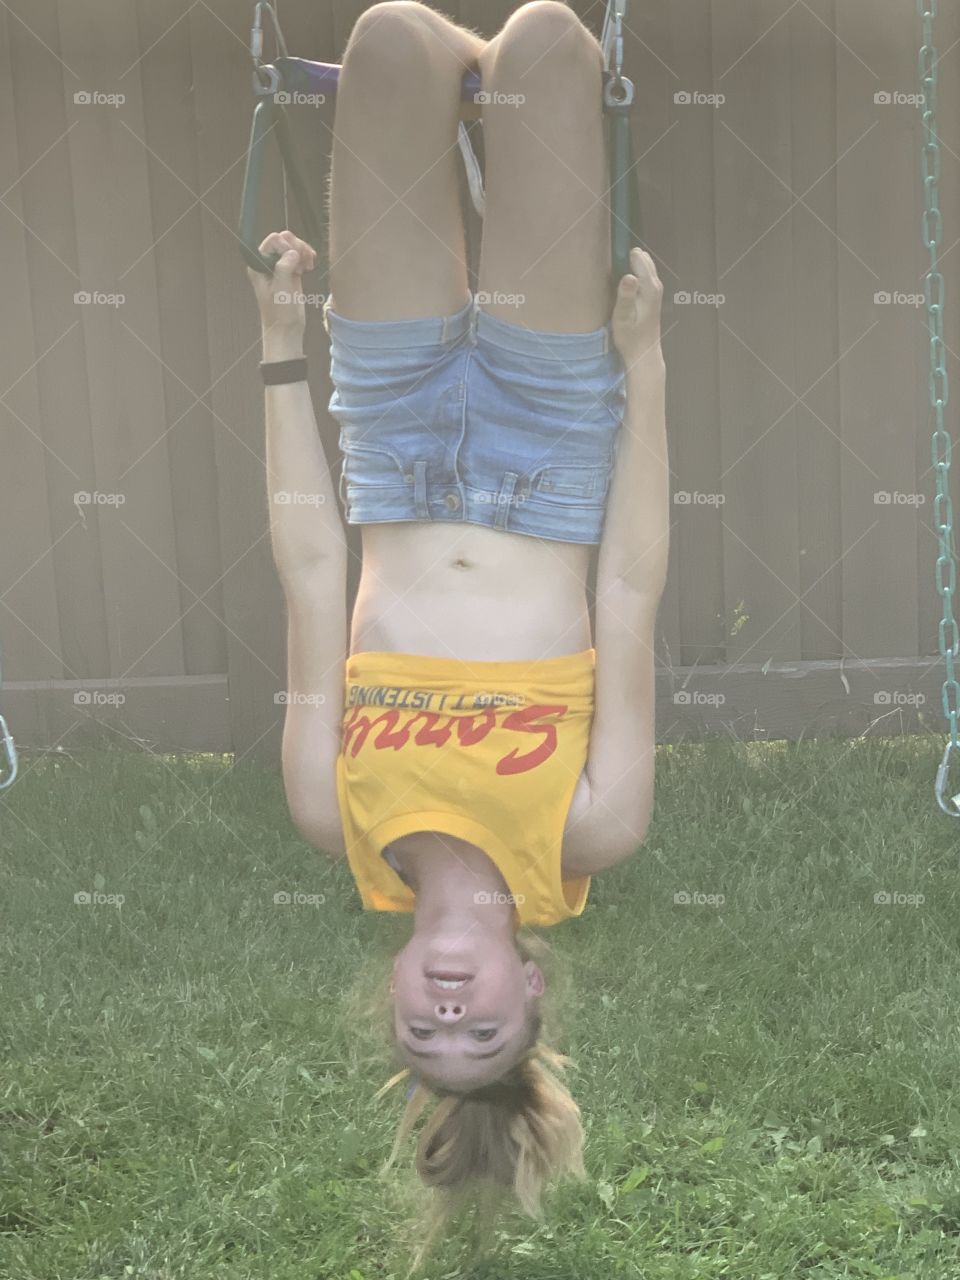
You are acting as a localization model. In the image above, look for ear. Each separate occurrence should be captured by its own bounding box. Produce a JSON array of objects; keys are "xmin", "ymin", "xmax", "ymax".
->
[{"xmin": 524, "ymin": 960, "xmax": 545, "ymax": 997}]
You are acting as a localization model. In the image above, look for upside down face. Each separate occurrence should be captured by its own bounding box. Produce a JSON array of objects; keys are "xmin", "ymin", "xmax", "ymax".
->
[{"xmin": 390, "ymin": 931, "xmax": 545, "ymax": 1093}]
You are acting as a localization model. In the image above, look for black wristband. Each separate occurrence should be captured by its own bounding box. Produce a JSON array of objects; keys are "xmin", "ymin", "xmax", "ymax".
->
[{"xmin": 260, "ymin": 357, "xmax": 307, "ymax": 386}]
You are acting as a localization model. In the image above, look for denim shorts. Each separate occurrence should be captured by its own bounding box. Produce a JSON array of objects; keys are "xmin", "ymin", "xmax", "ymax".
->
[{"xmin": 322, "ymin": 294, "xmax": 626, "ymax": 545}]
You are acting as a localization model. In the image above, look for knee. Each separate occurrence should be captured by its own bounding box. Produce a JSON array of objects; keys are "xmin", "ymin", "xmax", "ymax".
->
[
  {"xmin": 493, "ymin": 1, "xmax": 601, "ymax": 74},
  {"xmin": 343, "ymin": 2, "xmax": 433, "ymax": 69}
]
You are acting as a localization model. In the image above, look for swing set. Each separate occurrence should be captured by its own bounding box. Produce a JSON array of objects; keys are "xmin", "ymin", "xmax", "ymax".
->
[{"xmin": 0, "ymin": 2, "xmax": 953, "ymax": 811}]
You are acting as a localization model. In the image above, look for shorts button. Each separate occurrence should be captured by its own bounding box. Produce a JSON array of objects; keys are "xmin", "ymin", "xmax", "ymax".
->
[{"xmin": 445, "ymin": 492, "xmax": 461, "ymax": 511}]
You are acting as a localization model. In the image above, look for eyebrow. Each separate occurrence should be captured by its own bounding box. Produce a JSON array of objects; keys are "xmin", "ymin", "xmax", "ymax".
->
[{"xmin": 403, "ymin": 1040, "xmax": 506, "ymax": 1061}]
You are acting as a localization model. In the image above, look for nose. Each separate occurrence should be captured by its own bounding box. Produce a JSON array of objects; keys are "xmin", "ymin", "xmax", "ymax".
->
[{"xmin": 434, "ymin": 1000, "xmax": 466, "ymax": 1023}]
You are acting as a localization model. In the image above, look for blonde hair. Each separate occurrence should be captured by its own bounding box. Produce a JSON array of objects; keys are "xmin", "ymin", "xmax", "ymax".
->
[{"xmin": 371, "ymin": 932, "xmax": 586, "ymax": 1273}]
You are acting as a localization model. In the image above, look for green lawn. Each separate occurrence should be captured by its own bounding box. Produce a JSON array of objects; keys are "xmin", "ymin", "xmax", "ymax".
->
[{"xmin": 3, "ymin": 734, "xmax": 960, "ymax": 1279}]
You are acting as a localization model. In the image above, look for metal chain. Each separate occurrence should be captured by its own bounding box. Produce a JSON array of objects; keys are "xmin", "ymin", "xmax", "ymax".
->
[
  {"xmin": 0, "ymin": 644, "xmax": 18, "ymax": 791},
  {"xmin": 920, "ymin": 0, "xmax": 960, "ymax": 814}
]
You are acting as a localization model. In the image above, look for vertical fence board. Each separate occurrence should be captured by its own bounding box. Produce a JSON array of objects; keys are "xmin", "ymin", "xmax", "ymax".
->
[
  {"xmin": 132, "ymin": 0, "xmax": 227, "ymax": 679},
  {"xmin": 191, "ymin": 0, "xmax": 288, "ymax": 762},
  {"xmin": 713, "ymin": 0, "xmax": 801, "ymax": 669},
  {"xmin": 836, "ymin": 0, "xmax": 919, "ymax": 662},
  {"xmin": 663, "ymin": 0, "xmax": 724, "ymax": 668},
  {"xmin": 0, "ymin": 7, "xmax": 62, "ymax": 693},
  {"xmin": 791, "ymin": 0, "xmax": 843, "ymax": 662},
  {"xmin": 59, "ymin": 0, "xmax": 185, "ymax": 680},
  {"xmin": 4, "ymin": 0, "xmax": 109, "ymax": 700}
]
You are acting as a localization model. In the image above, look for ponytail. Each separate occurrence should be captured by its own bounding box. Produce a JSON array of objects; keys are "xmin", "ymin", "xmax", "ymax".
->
[{"xmin": 375, "ymin": 1036, "xmax": 586, "ymax": 1272}]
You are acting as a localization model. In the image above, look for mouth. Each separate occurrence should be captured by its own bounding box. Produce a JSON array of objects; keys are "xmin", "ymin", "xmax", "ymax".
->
[{"xmin": 425, "ymin": 970, "xmax": 474, "ymax": 990}]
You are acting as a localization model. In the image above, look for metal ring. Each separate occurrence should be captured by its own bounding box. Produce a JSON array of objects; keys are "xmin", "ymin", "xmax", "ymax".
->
[
  {"xmin": 253, "ymin": 63, "xmax": 279, "ymax": 97},
  {"xmin": 604, "ymin": 74, "xmax": 635, "ymax": 109}
]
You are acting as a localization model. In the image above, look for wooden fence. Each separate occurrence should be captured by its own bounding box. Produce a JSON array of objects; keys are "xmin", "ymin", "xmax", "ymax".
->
[{"xmin": 0, "ymin": 0, "xmax": 957, "ymax": 765}]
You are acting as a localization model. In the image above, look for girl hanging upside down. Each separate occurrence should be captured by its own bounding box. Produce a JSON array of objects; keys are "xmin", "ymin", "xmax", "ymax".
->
[{"xmin": 247, "ymin": 0, "xmax": 667, "ymax": 1262}]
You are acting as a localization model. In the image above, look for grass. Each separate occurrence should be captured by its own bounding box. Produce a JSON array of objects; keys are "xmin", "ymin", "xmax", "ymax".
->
[{"xmin": 3, "ymin": 732, "xmax": 960, "ymax": 1278}]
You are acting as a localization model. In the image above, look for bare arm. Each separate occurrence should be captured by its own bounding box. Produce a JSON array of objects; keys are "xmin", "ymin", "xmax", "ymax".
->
[
  {"xmin": 581, "ymin": 250, "xmax": 668, "ymax": 867},
  {"xmin": 249, "ymin": 232, "xmax": 349, "ymax": 856}
]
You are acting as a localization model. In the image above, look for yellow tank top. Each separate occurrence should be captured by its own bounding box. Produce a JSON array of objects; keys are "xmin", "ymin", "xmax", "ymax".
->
[{"xmin": 335, "ymin": 648, "xmax": 596, "ymax": 928}]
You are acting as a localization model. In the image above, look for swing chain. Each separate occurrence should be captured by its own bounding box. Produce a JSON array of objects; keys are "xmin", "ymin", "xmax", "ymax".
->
[
  {"xmin": 0, "ymin": 646, "xmax": 18, "ymax": 792},
  {"xmin": 918, "ymin": 0, "xmax": 960, "ymax": 815}
]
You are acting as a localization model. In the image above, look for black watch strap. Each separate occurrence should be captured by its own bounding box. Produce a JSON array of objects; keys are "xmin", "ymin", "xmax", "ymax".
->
[{"xmin": 260, "ymin": 357, "xmax": 307, "ymax": 385}]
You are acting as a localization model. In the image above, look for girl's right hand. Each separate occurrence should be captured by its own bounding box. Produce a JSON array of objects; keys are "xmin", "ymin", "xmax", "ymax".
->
[
  {"xmin": 246, "ymin": 230, "xmax": 318, "ymax": 339},
  {"xmin": 611, "ymin": 246, "xmax": 664, "ymax": 366}
]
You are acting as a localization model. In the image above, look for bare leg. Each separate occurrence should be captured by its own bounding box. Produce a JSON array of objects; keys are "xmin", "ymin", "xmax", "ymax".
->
[
  {"xmin": 476, "ymin": 1, "xmax": 610, "ymax": 332},
  {"xmin": 326, "ymin": 1, "xmax": 486, "ymax": 321}
]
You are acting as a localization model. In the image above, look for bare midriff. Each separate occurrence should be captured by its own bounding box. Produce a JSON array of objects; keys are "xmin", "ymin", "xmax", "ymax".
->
[
  {"xmin": 349, "ymin": 521, "xmax": 594, "ymax": 659},
  {"xmin": 350, "ymin": 520, "xmax": 597, "ymax": 874}
]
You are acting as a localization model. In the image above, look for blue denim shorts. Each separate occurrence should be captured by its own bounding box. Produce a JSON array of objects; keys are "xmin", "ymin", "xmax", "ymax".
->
[{"xmin": 322, "ymin": 294, "xmax": 626, "ymax": 545}]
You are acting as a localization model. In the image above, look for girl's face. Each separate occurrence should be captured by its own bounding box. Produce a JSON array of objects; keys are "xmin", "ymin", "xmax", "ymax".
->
[{"xmin": 391, "ymin": 933, "xmax": 544, "ymax": 1092}]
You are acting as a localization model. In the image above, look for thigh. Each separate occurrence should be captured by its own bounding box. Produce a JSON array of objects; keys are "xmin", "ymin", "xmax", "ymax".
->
[
  {"xmin": 328, "ymin": 2, "xmax": 484, "ymax": 322},
  {"xmin": 476, "ymin": 4, "xmax": 610, "ymax": 332}
]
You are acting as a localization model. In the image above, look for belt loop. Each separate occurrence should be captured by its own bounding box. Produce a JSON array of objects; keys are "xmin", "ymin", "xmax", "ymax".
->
[
  {"xmin": 338, "ymin": 461, "xmax": 347, "ymax": 508},
  {"xmin": 495, "ymin": 471, "xmax": 518, "ymax": 529},
  {"xmin": 413, "ymin": 459, "xmax": 430, "ymax": 519}
]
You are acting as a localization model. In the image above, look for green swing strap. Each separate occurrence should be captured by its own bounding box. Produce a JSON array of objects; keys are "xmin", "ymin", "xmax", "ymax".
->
[
  {"xmin": 919, "ymin": 0, "xmax": 960, "ymax": 817},
  {"xmin": 239, "ymin": 57, "xmax": 326, "ymax": 276},
  {"xmin": 239, "ymin": 0, "xmax": 644, "ymax": 282},
  {"xmin": 602, "ymin": 0, "xmax": 643, "ymax": 282}
]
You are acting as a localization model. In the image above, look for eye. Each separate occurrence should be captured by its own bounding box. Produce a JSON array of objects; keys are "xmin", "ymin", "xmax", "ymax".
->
[
  {"xmin": 409, "ymin": 1027, "xmax": 435, "ymax": 1040},
  {"xmin": 472, "ymin": 1028, "xmax": 497, "ymax": 1041}
]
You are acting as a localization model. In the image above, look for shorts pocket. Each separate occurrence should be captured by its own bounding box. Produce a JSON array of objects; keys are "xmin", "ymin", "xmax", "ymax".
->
[
  {"xmin": 340, "ymin": 439, "xmax": 410, "ymax": 490},
  {"xmin": 529, "ymin": 460, "xmax": 613, "ymax": 500}
]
